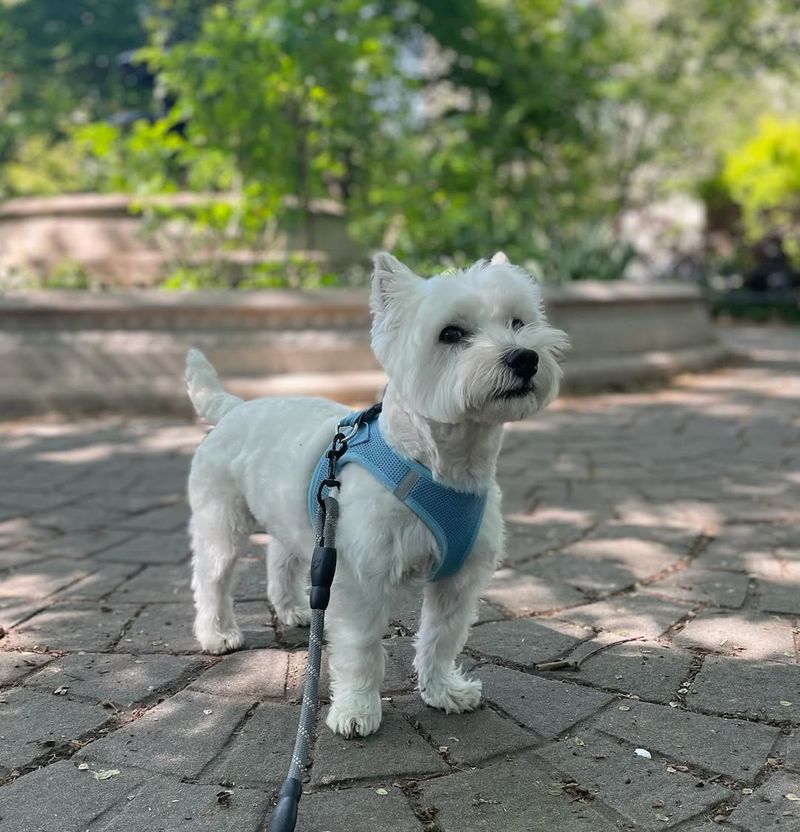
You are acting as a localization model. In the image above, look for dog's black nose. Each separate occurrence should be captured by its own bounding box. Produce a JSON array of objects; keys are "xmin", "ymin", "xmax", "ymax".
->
[{"xmin": 504, "ymin": 348, "xmax": 539, "ymax": 380}]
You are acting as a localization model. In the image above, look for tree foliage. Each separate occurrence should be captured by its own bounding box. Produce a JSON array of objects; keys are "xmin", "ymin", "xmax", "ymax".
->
[
  {"xmin": 2, "ymin": 0, "xmax": 800, "ymax": 277},
  {"xmin": 0, "ymin": 0, "xmax": 151, "ymax": 188},
  {"xmin": 723, "ymin": 116, "xmax": 800, "ymax": 259}
]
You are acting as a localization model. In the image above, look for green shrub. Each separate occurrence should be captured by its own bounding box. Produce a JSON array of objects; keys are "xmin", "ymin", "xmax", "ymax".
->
[
  {"xmin": 723, "ymin": 116, "xmax": 800, "ymax": 261},
  {"xmin": 160, "ymin": 257, "xmax": 339, "ymax": 291},
  {"xmin": 529, "ymin": 227, "xmax": 637, "ymax": 283}
]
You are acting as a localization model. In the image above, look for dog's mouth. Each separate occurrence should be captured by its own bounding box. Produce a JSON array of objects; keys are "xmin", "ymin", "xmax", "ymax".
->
[{"xmin": 495, "ymin": 382, "xmax": 535, "ymax": 400}]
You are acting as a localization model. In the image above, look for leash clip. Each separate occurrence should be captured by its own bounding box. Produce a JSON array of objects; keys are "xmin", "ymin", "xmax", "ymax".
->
[{"xmin": 316, "ymin": 404, "xmax": 382, "ymax": 511}]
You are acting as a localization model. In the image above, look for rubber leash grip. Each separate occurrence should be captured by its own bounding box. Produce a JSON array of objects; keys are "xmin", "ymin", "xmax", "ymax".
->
[
  {"xmin": 309, "ymin": 545, "xmax": 337, "ymax": 610},
  {"xmin": 267, "ymin": 777, "xmax": 302, "ymax": 832}
]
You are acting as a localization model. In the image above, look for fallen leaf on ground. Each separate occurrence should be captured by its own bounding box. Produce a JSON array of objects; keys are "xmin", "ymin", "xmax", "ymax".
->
[
  {"xmin": 785, "ymin": 793, "xmax": 800, "ymax": 801},
  {"xmin": 94, "ymin": 769, "xmax": 121, "ymax": 781},
  {"xmin": 375, "ymin": 788, "xmax": 389, "ymax": 795},
  {"xmin": 634, "ymin": 748, "xmax": 652, "ymax": 759},
  {"xmin": 561, "ymin": 782, "xmax": 596, "ymax": 802}
]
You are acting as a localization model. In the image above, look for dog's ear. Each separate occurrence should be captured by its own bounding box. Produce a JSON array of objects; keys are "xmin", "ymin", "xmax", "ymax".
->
[{"xmin": 370, "ymin": 253, "xmax": 420, "ymax": 322}]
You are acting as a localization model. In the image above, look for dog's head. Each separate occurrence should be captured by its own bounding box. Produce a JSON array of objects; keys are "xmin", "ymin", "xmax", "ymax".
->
[{"xmin": 369, "ymin": 252, "xmax": 569, "ymax": 425}]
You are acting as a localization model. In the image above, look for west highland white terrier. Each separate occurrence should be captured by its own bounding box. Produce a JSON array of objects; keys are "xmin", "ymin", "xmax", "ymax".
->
[{"xmin": 186, "ymin": 252, "xmax": 568, "ymax": 738}]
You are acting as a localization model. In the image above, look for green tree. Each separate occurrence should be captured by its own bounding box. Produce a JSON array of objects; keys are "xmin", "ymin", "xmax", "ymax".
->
[
  {"xmin": 6, "ymin": 0, "xmax": 800, "ymax": 279},
  {"xmin": 0, "ymin": 0, "xmax": 151, "ymax": 194},
  {"xmin": 109, "ymin": 0, "xmax": 403, "ymax": 248}
]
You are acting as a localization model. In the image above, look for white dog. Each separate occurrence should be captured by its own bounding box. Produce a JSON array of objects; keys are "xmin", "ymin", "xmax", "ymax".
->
[{"xmin": 186, "ymin": 252, "xmax": 567, "ymax": 738}]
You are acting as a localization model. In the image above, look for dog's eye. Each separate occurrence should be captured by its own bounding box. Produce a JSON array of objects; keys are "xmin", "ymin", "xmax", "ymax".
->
[
  {"xmin": 511, "ymin": 318, "xmax": 525, "ymax": 331},
  {"xmin": 439, "ymin": 325, "xmax": 466, "ymax": 344}
]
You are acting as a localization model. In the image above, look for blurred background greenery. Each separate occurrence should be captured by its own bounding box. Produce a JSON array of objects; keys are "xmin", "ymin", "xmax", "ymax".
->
[{"xmin": 1, "ymin": 0, "xmax": 800, "ymax": 301}]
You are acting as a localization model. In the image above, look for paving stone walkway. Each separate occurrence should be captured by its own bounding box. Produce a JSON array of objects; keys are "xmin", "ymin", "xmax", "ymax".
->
[{"xmin": 1, "ymin": 325, "xmax": 799, "ymax": 832}]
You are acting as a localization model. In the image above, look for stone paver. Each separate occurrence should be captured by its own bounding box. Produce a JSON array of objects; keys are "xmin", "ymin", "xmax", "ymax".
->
[
  {"xmin": 551, "ymin": 639, "xmax": 694, "ymax": 703},
  {"xmin": 477, "ymin": 664, "xmax": 614, "ymax": 737},
  {"xmin": 726, "ymin": 772, "xmax": 800, "ymax": 831},
  {"xmin": 2, "ymin": 326, "xmax": 800, "ymax": 831},
  {"xmin": 189, "ymin": 648, "xmax": 289, "ymax": 699},
  {"xmin": 79, "ymin": 689, "xmax": 253, "ymax": 777},
  {"xmin": 642, "ymin": 565, "xmax": 750, "ymax": 608},
  {"xmin": 303, "ymin": 788, "xmax": 423, "ymax": 832},
  {"xmin": 541, "ymin": 730, "xmax": 731, "ymax": 829},
  {"xmin": 674, "ymin": 610, "xmax": 798, "ymax": 662},
  {"xmin": 0, "ymin": 649, "xmax": 51, "ymax": 684},
  {"xmin": 0, "ymin": 687, "xmax": 111, "ymax": 772},
  {"xmin": 23, "ymin": 652, "xmax": 200, "ymax": 708},
  {"xmin": 56, "ymin": 562, "xmax": 140, "ymax": 601},
  {"xmin": 555, "ymin": 594, "xmax": 694, "ymax": 639},
  {"xmin": 689, "ymin": 655, "xmax": 800, "ymax": 723},
  {"xmin": 96, "ymin": 531, "xmax": 190, "ymax": 565},
  {"xmin": 0, "ymin": 558, "xmax": 92, "ymax": 599},
  {"xmin": 201, "ymin": 701, "xmax": 300, "ymax": 789},
  {"xmin": 0, "ymin": 760, "xmax": 150, "ymax": 832},
  {"xmin": 421, "ymin": 752, "xmax": 622, "ymax": 831},
  {"xmin": 396, "ymin": 695, "xmax": 538, "ymax": 765},
  {"xmin": 94, "ymin": 774, "xmax": 270, "ymax": 832},
  {"xmin": 311, "ymin": 704, "xmax": 448, "ymax": 786},
  {"xmin": 594, "ymin": 699, "xmax": 780, "ymax": 781},
  {"xmin": 466, "ymin": 617, "xmax": 588, "ymax": 667},
  {"xmin": 6, "ymin": 602, "xmax": 135, "ymax": 651},
  {"xmin": 484, "ymin": 567, "xmax": 589, "ymax": 614}
]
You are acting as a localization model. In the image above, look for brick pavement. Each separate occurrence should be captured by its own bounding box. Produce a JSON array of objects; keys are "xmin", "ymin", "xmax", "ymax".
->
[{"xmin": 1, "ymin": 326, "xmax": 799, "ymax": 832}]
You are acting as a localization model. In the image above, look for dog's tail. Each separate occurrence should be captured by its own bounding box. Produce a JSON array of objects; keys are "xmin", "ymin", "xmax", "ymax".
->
[{"xmin": 185, "ymin": 349, "xmax": 243, "ymax": 425}]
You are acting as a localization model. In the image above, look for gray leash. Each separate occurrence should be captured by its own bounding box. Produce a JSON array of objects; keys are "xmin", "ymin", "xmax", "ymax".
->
[{"xmin": 267, "ymin": 418, "xmax": 356, "ymax": 832}]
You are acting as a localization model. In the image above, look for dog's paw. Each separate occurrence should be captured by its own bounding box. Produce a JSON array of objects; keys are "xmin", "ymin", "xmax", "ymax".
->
[
  {"xmin": 420, "ymin": 670, "xmax": 482, "ymax": 713},
  {"xmin": 326, "ymin": 694, "xmax": 382, "ymax": 738},
  {"xmin": 196, "ymin": 625, "xmax": 244, "ymax": 655},
  {"xmin": 275, "ymin": 605, "xmax": 311, "ymax": 628}
]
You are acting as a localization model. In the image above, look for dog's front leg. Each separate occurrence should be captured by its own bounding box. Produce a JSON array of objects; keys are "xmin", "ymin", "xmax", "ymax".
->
[
  {"xmin": 414, "ymin": 554, "xmax": 494, "ymax": 713},
  {"xmin": 324, "ymin": 576, "xmax": 389, "ymax": 738}
]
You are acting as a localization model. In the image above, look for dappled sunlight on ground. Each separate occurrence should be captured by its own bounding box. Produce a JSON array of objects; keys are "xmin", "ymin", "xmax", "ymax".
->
[{"xmin": 1, "ymin": 326, "xmax": 799, "ymax": 829}]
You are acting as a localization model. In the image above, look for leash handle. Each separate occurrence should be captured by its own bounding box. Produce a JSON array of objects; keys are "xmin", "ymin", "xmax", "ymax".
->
[
  {"xmin": 267, "ymin": 778, "xmax": 302, "ymax": 832},
  {"xmin": 310, "ymin": 546, "xmax": 337, "ymax": 610}
]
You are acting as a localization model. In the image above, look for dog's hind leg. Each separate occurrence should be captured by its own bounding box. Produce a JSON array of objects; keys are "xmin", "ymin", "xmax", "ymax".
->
[
  {"xmin": 190, "ymin": 487, "xmax": 252, "ymax": 655},
  {"xmin": 266, "ymin": 539, "xmax": 310, "ymax": 627},
  {"xmin": 414, "ymin": 557, "xmax": 492, "ymax": 713}
]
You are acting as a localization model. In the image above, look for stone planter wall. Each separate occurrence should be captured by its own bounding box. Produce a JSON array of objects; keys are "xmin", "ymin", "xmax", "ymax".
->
[
  {"xmin": 0, "ymin": 193, "xmax": 359, "ymax": 287},
  {"xmin": 0, "ymin": 282, "xmax": 726, "ymax": 417}
]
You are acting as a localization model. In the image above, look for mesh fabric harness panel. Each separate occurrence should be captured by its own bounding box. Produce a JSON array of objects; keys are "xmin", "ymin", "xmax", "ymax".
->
[{"xmin": 308, "ymin": 410, "xmax": 487, "ymax": 581}]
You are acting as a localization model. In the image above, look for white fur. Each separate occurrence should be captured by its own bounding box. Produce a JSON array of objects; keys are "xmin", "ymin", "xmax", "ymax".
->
[{"xmin": 186, "ymin": 253, "xmax": 568, "ymax": 737}]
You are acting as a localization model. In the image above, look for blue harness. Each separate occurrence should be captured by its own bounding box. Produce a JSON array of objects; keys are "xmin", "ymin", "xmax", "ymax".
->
[{"xmin": 307, "ymin": 407, "xmax": 487, "ymax": 581}]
